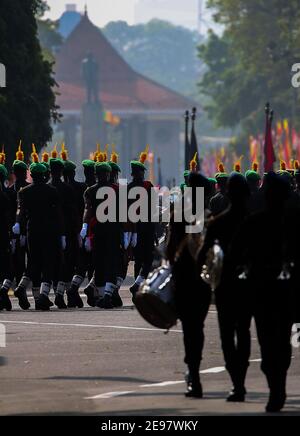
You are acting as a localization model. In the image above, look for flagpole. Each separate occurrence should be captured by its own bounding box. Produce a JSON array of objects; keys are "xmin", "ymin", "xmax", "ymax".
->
[{"xmin": 184, "ymin": 110, "xmax": 190, "ymax": 170}]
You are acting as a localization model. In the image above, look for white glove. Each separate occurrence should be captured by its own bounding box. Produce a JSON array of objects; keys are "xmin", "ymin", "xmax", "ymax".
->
[
  {"xmin": 124, "ymin": 232, "xmax": 132, "ymax": 250},
  {"xmin": 61, "ymin": 236, "xmax": 67, "ymax": 251},
  {"xmin": 20, "ymin": 235, "xmax": 26, "ymax": 248},
  {"xmin": 131, "ymin": 233, "xmax": 138, "ymax": 248},
  {"xmin": 80, "ymin": 223, "xmax": 88, "ymax": 240},
  {"xmin": 10, "ymin": 239, "xmax": 16, "ymax": 254},
  {"xmin": 84, "ymin": 237, "xmax": 92, "ymax": 252},
  {"xmin": 12, "ymin": 223, "xmax": 20, "ymax": 236}
]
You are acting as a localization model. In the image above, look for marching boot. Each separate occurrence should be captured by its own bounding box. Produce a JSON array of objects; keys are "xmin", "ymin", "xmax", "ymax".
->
[
  {"xmin": 185, "ymin": 370, "xmax": 203, "ymax": 399},
  {"xmin": 265, "ymin": 372, "xmax": 287, "ymax": 413},
  {"xmin": 54, "ymin": 281, "xmax": 67, "ymax": 309},
  {"xmin": 0, "ymin": 280, "xmax": 13, "ymax": 311},
  {"xmin": 226, "ymin": 367, "xmax": 246, "ymax": 402},
  {"xmin": 67, "ymin": 289, "xmax": 84, "ymax": 309},
  {"xmin": 130, "ymin": 276, "xmax": 145, "ymax": 304},
  {"xmin": 14, "ymin": 276, "xmax": 31, "ymax": 310},
  {"xmin": 112, "ymin": 287, "xmax": 123, "ymax": 308},
  {"xmin": 84, "ymin": 277, "xmax": 96, "ymax": 307},
  {"xmin": 112, "ymin": 277, "xmax": 124, "ymax": 308},
  {"xmin": 68, "ymin": 275, "xmax": 84, "ymax": 294},
  {"xmin": 36, "ymin": 283, "xmax": 52, "ymax": 311},
  {"xmin": 96, "ymin": 283, "xmax": 114, "ymax": 309},
  {"xmin": 54, "ymin": 294, "xmax": 67, "ymax": 309},
  {"xmin": 226, "ymin": 387, "xmax": 246, "ymax": 403}
]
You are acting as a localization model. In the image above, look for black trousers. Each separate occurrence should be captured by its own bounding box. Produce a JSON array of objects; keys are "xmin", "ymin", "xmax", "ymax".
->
[
  {"xmin": 252, "ymin": 279, "xmax": 293, "ymax": 393},
  {"xmin": 63, "ymin": 233, "xmax": 80, "ymax": 283},
  {"xmin": 0, "ymin": 239, "xmax": 13, "ymax": 282},
  {"xmin": 12, "ymin": 241, "xmax": 27, "ymax": 285},
  {"xmin": 215, "ymin": 279, "xmax": 253, "ymax": 389},
  {"xmin": 27, "ymin": 232, "xmax": 61, "ymax": 287},
  {"xmin": 176, "ymin": 278, "xmax": 212, "ymax": 377},
  {"xmin": 133, "ymin": 223, "xmax": 155, "ymax": 279},
  {"xmin": 94, "ymin": 223, "xmax": 122, "ymax": 287}
]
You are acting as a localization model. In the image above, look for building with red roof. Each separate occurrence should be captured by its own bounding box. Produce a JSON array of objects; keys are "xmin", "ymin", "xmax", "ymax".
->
[{"xmin": 54, "ymin": 9, "xmax": 195, "ymax": 183}]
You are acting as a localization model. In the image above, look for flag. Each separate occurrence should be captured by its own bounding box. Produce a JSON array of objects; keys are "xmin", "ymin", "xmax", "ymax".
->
[
  {"xmin": 283, "ymin": 119, "xmax": 292, "ymax": 163},
  {"xmin": 264, "ymin": 106, "xmax": 276, "ymax": 172}
]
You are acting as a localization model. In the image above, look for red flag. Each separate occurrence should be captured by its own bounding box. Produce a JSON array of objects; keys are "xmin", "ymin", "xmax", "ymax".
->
[{"xmin": 264, "ymin": 104, "xmax": 276, "ymax": 172}]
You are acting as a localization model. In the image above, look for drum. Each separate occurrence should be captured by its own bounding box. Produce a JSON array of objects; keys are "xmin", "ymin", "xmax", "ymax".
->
[{"xmin": 135, "ymin": 265, "xmax": 178, "ymax": 330}]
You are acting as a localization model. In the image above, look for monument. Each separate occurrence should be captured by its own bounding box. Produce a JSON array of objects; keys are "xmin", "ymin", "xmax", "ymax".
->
[{"xmin": 81, "ymin": 51, "xmax": 106, "ymax": 160}]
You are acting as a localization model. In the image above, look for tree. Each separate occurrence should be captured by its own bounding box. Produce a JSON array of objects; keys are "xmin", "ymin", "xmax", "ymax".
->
[
  {"xmin": 199, "ymin": 0, "xmax": 300, "ymax": 144},
  {"xmin": 103, "ymin": 19, "xmax": 204, "ymax": 97},
  {"xmin": 0, "ymin": 0, "xmax": 60, "ymax": 165}
]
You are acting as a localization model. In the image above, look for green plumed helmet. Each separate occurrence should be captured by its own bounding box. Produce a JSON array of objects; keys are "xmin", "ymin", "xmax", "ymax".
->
[
  {"xmin": 30, "ymin": 162, "xmax": 47, "ymax": 175},
  {"xmin": 95, "ymin": 162, "xmax": 112, "ymax": 173},
  {"xmin": 49, "ymin": 158, "xmax": 64, "ymax": 170},
  {"xmin": 208, "ymin": 177, "xmax": 217, "ymax": 184},
  {"xmin": 130, "ymin": 160, "xmax": 147, "ymax": 171},
  {"xmin": 64, "ymin": 160, "xmax": 77, "ymax": 172},
  {"xmin": 82, "ymin": 159, "xmax": 95, "ymax": 169},
  {"xmin": 245, "ymin": 170, "xmax": 261, "ymax": 182},
  {"xmin": 41, "ymin": 161, "xmax": 50, "ymax": 171},
  {"xmin": 109, "ymin": 162, "xmax": 121, "ymax": 173},
  {"xmin": 0, "ymin": 164, "xmax": 8, "ymax": 179},
  {"xmin": 12, "ymin": 160, "xmax": 27, "ymax": 171}
]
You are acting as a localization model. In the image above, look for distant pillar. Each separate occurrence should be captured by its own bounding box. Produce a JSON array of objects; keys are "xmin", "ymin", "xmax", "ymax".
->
[{"xmin": 81, "ymin": 102, "xmax": 106, "ymax": 161}]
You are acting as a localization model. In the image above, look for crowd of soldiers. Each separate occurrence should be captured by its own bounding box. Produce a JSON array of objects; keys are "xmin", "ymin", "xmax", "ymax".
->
[
  {"xmin": 0, "ymin": 144, "xmax": 155, "ymax": 312},
  {"xmin": 167, "ymin": 156, "xmax": 300, "ymax": 413},
  {"xmin": 0, "ymin": 142, "xmax": 300, "ymax": 413}
]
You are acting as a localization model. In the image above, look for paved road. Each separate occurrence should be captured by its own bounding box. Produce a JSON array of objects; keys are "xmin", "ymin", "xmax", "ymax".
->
[{"xmin": 0, "ymin": 287, "xmax": 299, "ymax": 416}]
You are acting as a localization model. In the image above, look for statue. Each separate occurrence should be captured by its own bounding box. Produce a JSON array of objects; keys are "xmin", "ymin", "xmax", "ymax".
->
[{"xmin": 81, "ymin": 52, "xmax": 99, "ymax": 104}]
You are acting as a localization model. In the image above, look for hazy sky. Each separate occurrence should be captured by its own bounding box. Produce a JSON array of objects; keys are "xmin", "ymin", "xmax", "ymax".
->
[{"xmin": 45, "ymin": 0, "xmax": 136, "ymax": 26}]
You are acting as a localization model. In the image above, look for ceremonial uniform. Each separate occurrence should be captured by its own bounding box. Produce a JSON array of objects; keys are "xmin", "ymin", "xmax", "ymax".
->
[
  {"xmin": 82, "ymin": 159, "xmax": 122, "ymax": 309},
  {"xmin": 199, "ymin": 173, "xmax": 252, "ymax": 402},
  {"xmin": 17, "ymin": 162, "xmax": 62, "ymax": 311}
]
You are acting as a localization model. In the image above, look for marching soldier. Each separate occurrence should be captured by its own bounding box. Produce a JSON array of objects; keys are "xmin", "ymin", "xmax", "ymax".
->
[
  {"xmin": 128, "ymin": 147, "xmax": 156, "ymax": 301},
  {"xmin": 210, "ymin": 163, "xmax": 230, "ymax": 216},
  {"xmin": 199, "ymin": 173, "xmax": 252, "ymax": 402},
  {"xmin": 13, "ymin": 149, "xmax": 62, "ymax": 311},
  {"xmin": 81, "ymin": 153, "xmax": 122, "ymax": 309},
  {"xmin": 0, "ymin": 163, "xmax": 14, "ymax": 311},
  {"xmin": 49, "ymin": 150, "xmax": 80, "ymax": 309},
  {"xmin": 7, "ymin": 146, "xmax": 30, "ymax": 287}
]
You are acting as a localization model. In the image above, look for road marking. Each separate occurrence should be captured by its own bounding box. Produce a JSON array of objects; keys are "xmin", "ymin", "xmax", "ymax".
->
[
  {"xmin": 85, "ymin": 359, "xmax": 263, "ymax": 400},
  {"xmin": 0, "ymin": 320, "xmax": 182, "ymax": 334},
  {"xmin": 201, "ymin": 366, "xmax": 225, "ymax": 374},
  {"xmin": 86, "ymin": 391, "xmax": 136, "ymax": 400}
]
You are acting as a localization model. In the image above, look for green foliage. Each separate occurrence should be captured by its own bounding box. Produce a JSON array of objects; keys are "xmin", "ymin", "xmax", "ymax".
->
[
  {"xmin": 103, "ymin": 19, "xmax": 203, "ymax": 97},
  {"xmin": 0, "ymin": 0, "xmax": 60, "ymax": 165},
  {"xmin": 199, "ymin": 0, "xmax": 300, "ymax": 143}
]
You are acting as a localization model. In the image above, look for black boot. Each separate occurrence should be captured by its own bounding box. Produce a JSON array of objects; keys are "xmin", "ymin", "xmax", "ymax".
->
[
  {"xmin": 84, "ymin": 285, "xmax": 96, "ymax": 308},
  {"xmin": 129, "ymin": 283, "xmax": 140, "ymax": 304},
  {"xmin": 96, "ymin": 294, "xmax": 114, "ymax": 309},
  {"xmin": 185, "ymin": 370, "xmax": 203, "ymax": 398},
  {"xmin": 0, "ymin": 290, "xmax": 12, "ymax": 311},
  {"xmin": 14, "ymin": 288, "xmax": 31, "ymax": 310},
  {"xmin": 54, "ymin": 294, "xmax": 67, "ymax": 309},
  {"xmin": 36, "ymin": 294, "xmax": 52, "ymax": 311},
  {"xmin": 265, "ymin": 372, "xmax": 287, "ymax": 413},
  {"xmin": 112, "ymin": 288, "xmax": 123, "ymax": 308},
  {"xmin": 227, "ymin": 387, "xmax": 246, "ymax": 402},
  {"xmin": 67, "ymin": 289, "xmax": 84, "ymax": 309}
]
